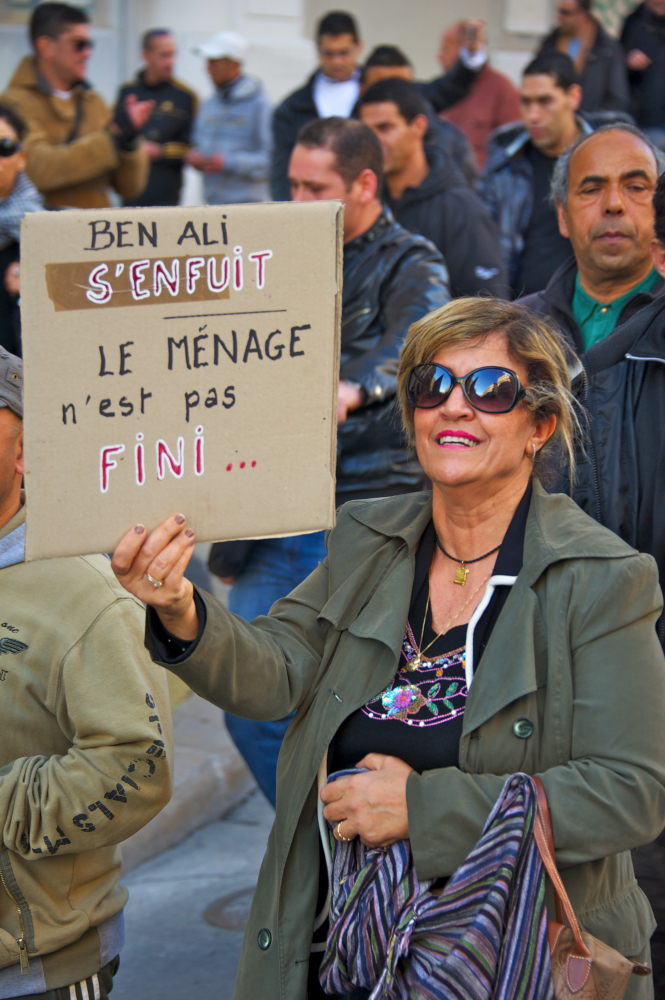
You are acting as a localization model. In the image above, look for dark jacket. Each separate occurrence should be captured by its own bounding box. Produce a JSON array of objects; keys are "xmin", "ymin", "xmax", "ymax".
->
[
  {"xmin": 385, "ymin": 143, "xmax": 508, "ymax": 299},
  {"xmin": 430, "ymin": 115, "xmax": 478, "ymax": 188},
  {"xmin": 537, "ymin": 21, "xmax": 630, "ymax": 114},
  {"xmin": 520, "ymin": 263, "xmax": 665, "ymax": 597},
  {"xmin": 479, "ymin": 114, "xmax": 608, "ymax": 292},
  {"xmin": 271, "ymin": 61, "xmax": 478, "ymax": 202},
  {"xmin": 336, "ymin": 208, "xmax": 449, "ymax": 498},
  {"xmin": 517, "ymin": 255, "xmax": 663, "ymax": 355},
  {"xmin": 116, "ymin": 72, "xmax": 197, "ymax": 207},
  {"xmin": 519, "ymin": 257, "xmax": 665, "ymax": 971},
  {"xmin": 621, "ymin": 3, "xmax": 665, "ymax": 128}
]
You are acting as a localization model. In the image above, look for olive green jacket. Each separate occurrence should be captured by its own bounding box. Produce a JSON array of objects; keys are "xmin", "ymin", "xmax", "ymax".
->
[{"xmin": 150, "ymin": 483, "xmax": 665, "ymax": 1000}]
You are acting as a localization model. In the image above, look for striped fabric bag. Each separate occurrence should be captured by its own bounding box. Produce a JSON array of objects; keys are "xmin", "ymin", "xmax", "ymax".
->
[{"xmin": 319, "ymin": 773, "xmax": 554, "ymax": 1000}]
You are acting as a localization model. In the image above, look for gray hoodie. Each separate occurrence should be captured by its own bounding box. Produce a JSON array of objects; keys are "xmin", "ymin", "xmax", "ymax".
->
[
  {"xmin": 0, "ymin": 170, "xmax": 43, "ymax": 252},
  {"xmin": 191, "ymin": 75, "xmax": 272, "ymax": 204}
]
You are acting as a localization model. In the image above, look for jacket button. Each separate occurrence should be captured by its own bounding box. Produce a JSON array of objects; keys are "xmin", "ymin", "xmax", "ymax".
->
[
  {"xmin": 513, "ymin": 718, "xmax": 534, "ymax": 739},
  {"xmin": 257, "ymin": 928, "xmax": 272, "ymax": 950}
]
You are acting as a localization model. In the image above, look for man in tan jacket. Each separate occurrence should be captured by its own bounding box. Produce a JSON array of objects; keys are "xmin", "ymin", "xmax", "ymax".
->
[
  {"xmin": 0, "ymin": 349, "xmax": 172, "ymax": 998},
  {"xmin": 0, "ymin": 2, "xmax": 151, "ymax": 208}
]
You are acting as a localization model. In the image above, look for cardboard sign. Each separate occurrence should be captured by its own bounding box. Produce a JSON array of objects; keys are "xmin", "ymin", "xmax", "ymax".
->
[{"xmin": 21, "ymin": 202, "xmax": 343, "ymax": 561}]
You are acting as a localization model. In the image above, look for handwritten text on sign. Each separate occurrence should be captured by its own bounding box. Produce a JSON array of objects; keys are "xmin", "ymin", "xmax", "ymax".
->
[{"xmin": 21, "ymin": 201, "xmax": 342, "ymax": 561}]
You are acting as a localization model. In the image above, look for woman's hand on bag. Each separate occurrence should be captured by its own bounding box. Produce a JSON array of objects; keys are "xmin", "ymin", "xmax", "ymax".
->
[
  {"xmin": 111, "ymin": 515, "xmax": 199, "ymax": 640},
  {"xmin": 320, "ymin": 754, "xmax": 413, "ymax": 847}
]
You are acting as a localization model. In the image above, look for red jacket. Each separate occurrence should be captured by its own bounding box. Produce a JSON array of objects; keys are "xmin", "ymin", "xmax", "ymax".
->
[{"xmin": 440, "ymin": 64, "xmax": 520, "ymax": 169}]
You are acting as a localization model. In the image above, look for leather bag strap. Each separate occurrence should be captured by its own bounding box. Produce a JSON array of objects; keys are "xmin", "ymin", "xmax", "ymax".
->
[{"xmin": 532, "ymin": 777, "xmax": 591, "ymax": 960}]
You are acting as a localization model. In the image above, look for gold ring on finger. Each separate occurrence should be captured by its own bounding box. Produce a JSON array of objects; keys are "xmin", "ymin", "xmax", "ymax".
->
[
  {"xmin": 336, "ymin": 820, "xmax": 353, "ymax": 842},
  {"xmin": 146, "ymin": 572, "xmax": 163, "ymax": 588}
]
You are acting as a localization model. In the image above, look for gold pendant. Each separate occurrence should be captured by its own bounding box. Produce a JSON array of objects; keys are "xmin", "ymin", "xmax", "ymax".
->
[
  {"xmin": 454, "ymin": 565, "xmax": 468, "ymax": 586},
  {"xmin": 407, "ymin": 654, "xmax": 428, "ymax": 672}
]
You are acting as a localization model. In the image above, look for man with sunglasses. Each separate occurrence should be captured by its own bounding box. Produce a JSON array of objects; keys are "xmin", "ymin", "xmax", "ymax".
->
[
  {"xmin": 536, "ymin": 0, "xmax": 629, "ymax": 114},
  {"xmin": 0, "ymin": 2, "xmax": 152, "ymax": 208}
]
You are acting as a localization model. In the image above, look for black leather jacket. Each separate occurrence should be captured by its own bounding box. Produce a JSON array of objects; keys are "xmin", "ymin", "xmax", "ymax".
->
[{"xmin": 337, "ymin": 208, "xmax": 449, "ymax": 499}]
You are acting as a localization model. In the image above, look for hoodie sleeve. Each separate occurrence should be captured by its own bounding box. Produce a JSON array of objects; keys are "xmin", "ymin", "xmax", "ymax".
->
[
  {"xmin": 418, "ymin": 60, "xmax": 477, "ymax": 113},
  {"xmin": 223, "ymin": 92, "xmax": 272, "ymax": 182},
  {"xmin": 0, "ymin": 599, "xmax": 172, "ymax": 858},
  {"xmin": 436, "ymin": 186, "xmax": 510, "ymax": 299}
]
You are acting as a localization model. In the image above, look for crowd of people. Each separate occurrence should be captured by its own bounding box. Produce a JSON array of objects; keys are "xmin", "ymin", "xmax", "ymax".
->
[{"xmin": 3, "ymin": 2, "xmax": 665, "ymax": 1000}]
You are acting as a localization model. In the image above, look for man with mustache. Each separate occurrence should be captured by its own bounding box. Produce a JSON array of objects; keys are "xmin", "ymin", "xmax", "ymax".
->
[
  {"xmin": 520, "ymin": 126, "xmax": 665, "ymax": 995},
  {"xmin": 519, "ymin": 123, "xmax": 663, "ymax": 352}
]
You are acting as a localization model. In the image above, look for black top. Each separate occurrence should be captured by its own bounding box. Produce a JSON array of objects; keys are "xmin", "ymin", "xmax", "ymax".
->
[
  {"xmin": 328, "ymin": 483, "xmax": 531, "ymax": 776},
  {"xmin": 330, "ymin": 570, "xmax": 467, "ymax": 774},
  {"xmin": 515, "ymin": 143, "xmax": 572, "ymax": 297}
]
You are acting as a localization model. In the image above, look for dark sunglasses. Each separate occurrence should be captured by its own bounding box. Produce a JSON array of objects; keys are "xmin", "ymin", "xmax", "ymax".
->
[
  {"xmin": 406, "ymin": 363, "xmax": 527, "ymax": 414},
  {"xmin": 71, "ymin": 38, "xmax": 94, "ymax": 52},
  {"xmin": 0, "ymin": 138, "xmax": 21, "ymax": 158}
]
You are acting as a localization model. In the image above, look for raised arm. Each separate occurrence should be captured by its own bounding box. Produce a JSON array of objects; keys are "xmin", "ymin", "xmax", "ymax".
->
[{"xmin": 111, "ymin": 514, "xmax": 332, "ymax": 720}]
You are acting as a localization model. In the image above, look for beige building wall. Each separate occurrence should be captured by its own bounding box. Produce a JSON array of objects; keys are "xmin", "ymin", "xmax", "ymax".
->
[
  {"xmin": 303, "ymin": 0, "xmax": 550, "ymax": 86},
  {"xmin": 0, "ymin": 0, "xmax": 642, "ymax": 206}
]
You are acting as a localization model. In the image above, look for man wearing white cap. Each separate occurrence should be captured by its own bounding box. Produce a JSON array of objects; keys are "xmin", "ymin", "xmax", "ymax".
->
[{"xmin": 187, "ymin": 30, "xmax": 272, "ymax": 204}]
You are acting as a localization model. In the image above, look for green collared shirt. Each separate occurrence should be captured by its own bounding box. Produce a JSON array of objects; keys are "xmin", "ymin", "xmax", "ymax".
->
[{"xmin": 572, "ymin": 268, "xmax": 661, "ymax": 352}]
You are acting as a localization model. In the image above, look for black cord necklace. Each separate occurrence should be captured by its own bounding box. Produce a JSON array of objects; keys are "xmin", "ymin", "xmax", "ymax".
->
[{"xmin": 435, "ymin": 536, "xmax": 502, "ymax": 586}]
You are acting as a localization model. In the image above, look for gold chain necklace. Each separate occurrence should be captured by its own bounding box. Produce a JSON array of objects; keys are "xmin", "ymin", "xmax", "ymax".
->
[{"xmin": 406, "ymin": 569, "xmax": 493, "ymax": 671}]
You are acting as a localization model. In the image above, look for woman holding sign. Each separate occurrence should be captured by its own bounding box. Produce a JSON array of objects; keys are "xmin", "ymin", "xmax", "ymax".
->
[{"xmin": 112, "ymin": 298, "xmax": 665, "ymax": 1000}]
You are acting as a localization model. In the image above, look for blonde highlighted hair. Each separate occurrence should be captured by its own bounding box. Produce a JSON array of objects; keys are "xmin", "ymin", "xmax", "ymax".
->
[{"xmin": 397, "ymin": 298, "xmax": 579, "ymax": 477}]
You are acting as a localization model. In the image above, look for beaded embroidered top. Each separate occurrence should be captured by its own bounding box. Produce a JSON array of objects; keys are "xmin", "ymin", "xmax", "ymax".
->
[{"xmin": 362, "ymin": 621, "xmax": 468, "ymax": 729}]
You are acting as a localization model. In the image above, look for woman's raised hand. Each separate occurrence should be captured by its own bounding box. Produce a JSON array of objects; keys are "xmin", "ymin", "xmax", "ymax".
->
[
  {"xmin": 320, "ymin": 754, "xmax": 413, "ymax": 847},
  {"xmin": 111, "ymin": 515, "xmax": 199, "ymax": 640}
]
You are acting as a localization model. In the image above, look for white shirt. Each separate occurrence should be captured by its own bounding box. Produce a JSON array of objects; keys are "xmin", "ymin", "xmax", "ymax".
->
[
  {"xmin": 312, "ymin": 70, "xmax": 360, "ymax": 120},
  {"xmin": 52, "ymin": 87, "xmax": 72, "ymax": 100}
]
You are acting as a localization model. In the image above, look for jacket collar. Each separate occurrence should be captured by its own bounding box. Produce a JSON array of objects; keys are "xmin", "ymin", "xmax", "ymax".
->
[
  {"xmin": 585, "ymin": 289, "xmax": 665, "ymax": 375},
  {"xmin": 323, "ymin": 484, "xmax": 632, "ymax": 731},
  {"xmin": 347, "ymin": 481, "xmax": 631, "ymax": 583},
  {"xmin": 539, "ymin": 256, "xmax": 665, "ymax": 361},
  {"xmin": 384, "ymin": 143, "xmax": 463, "ymax": 209},
  {"xmin": 286, "ymin": 72, "xmax": 319, "ymax": 114},
  {"xmin": 343, "ymin": 206, "xmax": 395, "ymax": 257},
  {"xmin": 323, "ymin": 482, "xmax": 631, "ymax": 644},
  {"xmin": 501, "ymin": 114, "xmax": 595, "ymax": 162},
  {"xmin": 542, "ymin": 18, "xmax": 613, "ymax": 60},
  {"xmin": 9, "ymin": 55, "xmax": 91, "ymax": 97}
]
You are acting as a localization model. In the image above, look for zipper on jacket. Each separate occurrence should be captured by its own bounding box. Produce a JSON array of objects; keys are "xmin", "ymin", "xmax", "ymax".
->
[
  {"xmin": 580, "ymin": 358, "xmax": 603, "ymax": 524},
  {"xmin": 0, "ymin": 864, "xmax": 30, "ymax": 975}
]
